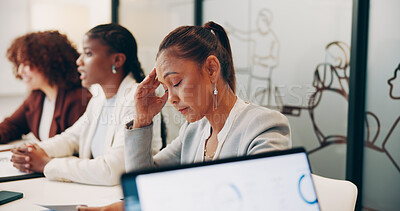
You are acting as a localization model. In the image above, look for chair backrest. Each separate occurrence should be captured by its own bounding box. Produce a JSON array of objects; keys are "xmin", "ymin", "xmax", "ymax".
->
[{"xmin": 312, "ymin": 174, "xmax": 358, "ymax": 211}]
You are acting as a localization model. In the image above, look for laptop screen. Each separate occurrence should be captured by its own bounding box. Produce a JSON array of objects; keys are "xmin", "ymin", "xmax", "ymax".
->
[{"xmin": 121, "ymin": 147, "xmax": 320, "ymax": 211}]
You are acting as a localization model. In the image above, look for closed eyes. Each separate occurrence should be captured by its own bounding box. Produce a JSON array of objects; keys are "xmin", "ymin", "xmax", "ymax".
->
[
  {"xmin": 163, "ymin": 80, "xmax": 182, "ymax": 93},
  {"xmin": 173, "ymin": 80, "xmax": 182, "ymax": 87}
]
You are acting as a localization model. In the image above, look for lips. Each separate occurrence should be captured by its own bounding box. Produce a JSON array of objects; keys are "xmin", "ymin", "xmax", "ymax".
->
[
  {"xmin": 178, "ymin": 107, "xmax": 189, "ymax": 114},
  {"xmin": 79, "ymin": 71, "xmax": 87, "ymax": 80},
  {"xmin": 21, "ymin": 76, "xmax": 31, "ymax": 83}
]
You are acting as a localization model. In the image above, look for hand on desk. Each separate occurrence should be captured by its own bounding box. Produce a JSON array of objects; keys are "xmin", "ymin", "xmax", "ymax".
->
[
  {"xmin": 10, "ymin": 143, "xmax": 52, "ymax": 173},
  {"xmin": 76, "ymin": 201, "xmax": 124, "ymax": 211}
]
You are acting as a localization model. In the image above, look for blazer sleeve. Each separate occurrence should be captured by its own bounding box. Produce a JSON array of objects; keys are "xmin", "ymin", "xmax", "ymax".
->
[
  {"xmin": 39, "ymin": 111, "xmax": 86, "ymax": 158},
  {"xmin": 151, "ymin": 113, "xmax": 163, "ymax": 155},
  {"xmin": 42, "ymin": 142, "xmax": 125, "ymax": 186},
  {"xmin": 42, "ymin": 91, "xmax": 132, "ymax": 186},
  {"xmin": 243, "ymin": 108, "xmax": 292, "ymax": 155},
  {"xmin": 0, "ymin": 96, "xmax": 32, "ymax": 143},
  {"xmin": 124, "ymin": 122, "xmax": 187, "ymax": 172}
]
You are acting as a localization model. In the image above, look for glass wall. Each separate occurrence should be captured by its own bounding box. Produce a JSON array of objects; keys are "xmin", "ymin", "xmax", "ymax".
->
[
  {"xmin": 363, "ymin": 0, "xmax": 400, "ymax": 210},
  {"xmin": 0, "ymin": 0, "xmax": 111, "ymax": 96},
  {"xmin": 203, "ymin": 0, "xmax": 352, "ymax": 179},
  {"xmin": 118, "ymin": 1, "xmax": 400, "ymax": 208},
  {"xmin": 0, "ymin": 0, "xmax": 110, "ymax": 123},
  {"xmin": 119, "ymin": 0, "xmax": 194, "ymax": 143}
]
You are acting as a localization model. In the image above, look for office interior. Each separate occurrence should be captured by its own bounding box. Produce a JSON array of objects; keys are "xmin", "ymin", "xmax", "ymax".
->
[{"xmin": 0, "ymin": 0, "xmax": 398, "ymax": 210}]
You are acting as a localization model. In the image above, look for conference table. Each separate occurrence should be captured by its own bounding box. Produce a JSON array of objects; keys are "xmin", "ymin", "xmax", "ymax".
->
[
  {"xmin": 0, "ymin": 177, "xmax": 123, "ymax": 210},
  {"xmin": 1, "ymin": 177, "xmax": 123, "ymax": 210},
  {"xmin": 0, "ymin": 139, "xmax": 123, "ymax": 210}
]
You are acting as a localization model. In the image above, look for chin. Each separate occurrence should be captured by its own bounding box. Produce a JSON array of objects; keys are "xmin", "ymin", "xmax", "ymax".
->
[
  {"xmin": 81, "ymin": 81, "xmax": 91, "ymax": 88},
  {"xmin": 24, "ymin": 84, "xmax": 36, "ymax": 92},
  {"xmin": 184, "ymin": 114, "xmax": 204, "ymax": 123}
]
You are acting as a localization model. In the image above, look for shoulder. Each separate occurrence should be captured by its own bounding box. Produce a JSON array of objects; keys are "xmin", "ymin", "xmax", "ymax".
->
[
  {"xmin": 243, "ymin": 103, "xmax": 288, "ymax": 121},
  {"xmin": 230, "ymin": 103, "xmax": 291, "ymax": 152},
  {"xmin": 117, "ymin": 75, "xmax": 139, "ymax": 103},
  {"xmin": 235, "ymin": 103, "xmax": 290, "ymax": 132},
  {"xmin": 23, "ymin": 90, "xmax": 44, "ymax": 107},
  {"xmin": 121, "ymin": 74, "xmax": 139, "ymax": 90},
  {"xmin": 117, "ymin": 74, "xmax": 139, "ymax": 101}
]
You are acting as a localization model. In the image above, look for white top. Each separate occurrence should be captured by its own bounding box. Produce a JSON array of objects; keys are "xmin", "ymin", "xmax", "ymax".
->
[
  {"xmin": 38, "ymin": 96, "xmax": 55, "ymax": 140},
  {"xmin": 91, "ymin": 95, "xmax": 117, "ymax": 158}
]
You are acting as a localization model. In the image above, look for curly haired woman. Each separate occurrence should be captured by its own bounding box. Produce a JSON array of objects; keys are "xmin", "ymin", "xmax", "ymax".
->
[{"xmin": 0, "ymin": 31, "xmax": 92, "ymax": 144}]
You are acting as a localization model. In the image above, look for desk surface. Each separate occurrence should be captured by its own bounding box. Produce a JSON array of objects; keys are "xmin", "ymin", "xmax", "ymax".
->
[{"xmin": 1, "ymin": 177, "xmax": 123, "ymax": 210}]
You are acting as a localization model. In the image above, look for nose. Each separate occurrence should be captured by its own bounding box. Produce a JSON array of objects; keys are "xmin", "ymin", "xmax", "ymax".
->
[
  {"xmin": 76, "ymin": 54, "xmax": 83, "ymax": 67},
  {"xmin": 17, "ymin": 63, "xmax": 25, "ymax": 76},
  {"xmin": 168, "ymin": 89, "xmax": 179, "ymax": 105}
]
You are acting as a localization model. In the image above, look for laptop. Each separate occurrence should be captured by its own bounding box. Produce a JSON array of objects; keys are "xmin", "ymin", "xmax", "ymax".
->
[{"xmin": 121, "ymin": 147, "xmax": 320, "ymax": 211}]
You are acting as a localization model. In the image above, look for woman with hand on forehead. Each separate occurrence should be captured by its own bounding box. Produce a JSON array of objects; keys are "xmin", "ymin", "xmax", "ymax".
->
[
  {"xmin": 77, "ymin": 21, "xmax": 291, "ymax": 211},
  {"xmin": 125, "ymin": 21, "xmax": 291, "ymax": 171}
]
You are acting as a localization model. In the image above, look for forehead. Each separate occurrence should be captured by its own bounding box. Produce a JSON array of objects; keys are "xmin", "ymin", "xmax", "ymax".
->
[
  {"xmin": 155, "ymin": 51, "xmax": 201, "ymax": 80},
  {"xmin": 82, "ymin": 35, "xmax": 107, "ymax": 50},
  {"xmin": 155, "ymin": 51, "xmax": 179, "ymax": 77}
]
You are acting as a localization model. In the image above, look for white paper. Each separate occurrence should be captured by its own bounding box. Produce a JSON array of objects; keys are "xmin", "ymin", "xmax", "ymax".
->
[
  {"xmin": 36, "ymin": 204, "xmax": 85, "ymax": 211},
  {"xmin": 0, "ymin": 151, "xmax": 29, "ymax": 178}
]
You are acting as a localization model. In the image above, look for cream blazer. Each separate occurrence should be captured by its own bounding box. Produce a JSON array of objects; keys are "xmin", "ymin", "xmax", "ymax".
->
[{"xmin": 40, "ymin": 74, "xmax": 162, "ymax": 186}]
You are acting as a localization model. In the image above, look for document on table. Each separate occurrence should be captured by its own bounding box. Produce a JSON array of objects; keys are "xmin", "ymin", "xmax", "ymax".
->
[
  {"xmin": 0, "ymin": 151, "xmax": 43, "ymax": 182},
  {"xmin": 36, "ymin": 204, "xmax": 85, "ymax": 211}
]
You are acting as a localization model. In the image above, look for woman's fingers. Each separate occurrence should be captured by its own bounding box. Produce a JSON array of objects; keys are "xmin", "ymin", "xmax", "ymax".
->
[
  {"xmin": 10, "ymin": 152, "xmax": 30, "ymax": 163},
  {"xmin": 14, "ymin": 144, "xmax": 29, "ymax": 153},
  {"xmin": 142, "ymin": 68, "xmax": 157, "ymax": 85},
  {"xmin": 29, "ymin": 143, "xmax": 40, "ymax": 151},
  {"xmin": 29, "ymin": 142, "xmax": 38, "ymax": 148},
  {"xmin": 137, "ymin": 81, "xmax": 160, "ymax": 99},
  {"xmin": 10, "ymin": 148, "xmax": 19, "ymax": 154},
  {"xmin": 13, "ymin": 162, "xmax": 31, "ymax": 173}
]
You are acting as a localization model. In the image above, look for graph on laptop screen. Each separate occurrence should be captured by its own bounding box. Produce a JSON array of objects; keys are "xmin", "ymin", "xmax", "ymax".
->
[{"xmin": 122, "ymin": 148, "xmax": 320, "ymax": 211}]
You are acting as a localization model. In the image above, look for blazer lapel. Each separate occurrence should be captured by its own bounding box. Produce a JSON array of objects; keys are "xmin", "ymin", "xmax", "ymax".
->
[
  {"xmin": 103, "ymin": 75, "xmax": 131, "ymax": 148},
  {"xmin": 49, "ymin": 89, "xmax": 65, "ymax": 138},
  {"xmin": 26, "ymin": 91, "xmax": 45, "ymax": 140}
]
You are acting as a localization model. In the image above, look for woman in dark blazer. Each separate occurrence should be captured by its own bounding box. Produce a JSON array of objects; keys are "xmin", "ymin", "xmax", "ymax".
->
[{"xmin": 0, "ymin": 31, "xmax": 91, "ymax": 143}]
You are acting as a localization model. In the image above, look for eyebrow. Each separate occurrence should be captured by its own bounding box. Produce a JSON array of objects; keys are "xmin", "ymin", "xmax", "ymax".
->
[{"xmin": 163, "ymin": 71, "xmax": 178, "ymax": 79}]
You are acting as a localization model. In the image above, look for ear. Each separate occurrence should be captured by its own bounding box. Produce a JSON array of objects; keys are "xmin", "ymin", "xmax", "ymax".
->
[
  {"xmin": 204, "ymin": 55, "xmax": 220, "ymax": 83},
  {"xmin": 112, "ymin": 53, "xmax": 126, "ymax": 69}
]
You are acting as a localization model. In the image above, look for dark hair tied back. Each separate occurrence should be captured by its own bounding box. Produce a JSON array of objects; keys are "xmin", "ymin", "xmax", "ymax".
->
[
  {"xmin": 157, "ymin": 21, "xmax": 236, "ymax": 92},
  {"xmin": 203, "ymin": 21, "xmax": 235, "ymax": 92}
]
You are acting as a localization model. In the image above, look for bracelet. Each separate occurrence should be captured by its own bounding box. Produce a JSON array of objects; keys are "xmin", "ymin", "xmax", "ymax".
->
[{"xmin": 125, "ymin": 120, "xmax": 134, "ymax": 130}]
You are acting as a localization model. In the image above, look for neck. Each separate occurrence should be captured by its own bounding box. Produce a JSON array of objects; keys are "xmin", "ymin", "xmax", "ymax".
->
[
  {"xmin": 100, "ymin": 74, "xmax": 125, "ymax": 99},
  {"xmin": 40, "ymin": 84, "xmax": 58, "ymax": 102},
  {"xmin": 205, "ymin": 83, "xmax": 237, "ymax": 134}
]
